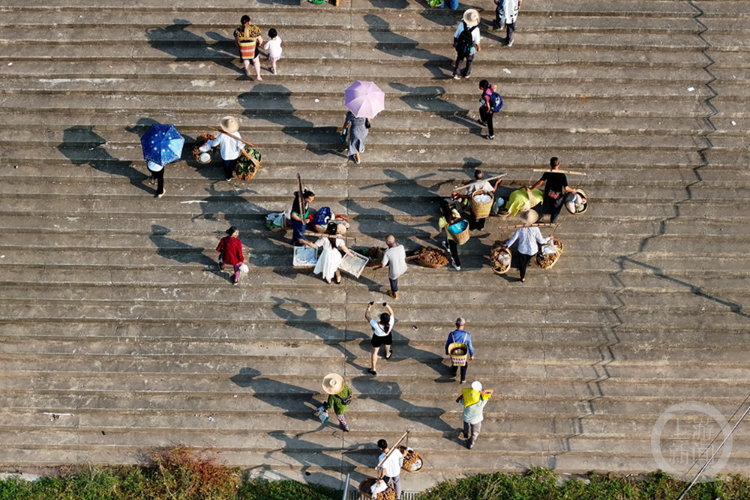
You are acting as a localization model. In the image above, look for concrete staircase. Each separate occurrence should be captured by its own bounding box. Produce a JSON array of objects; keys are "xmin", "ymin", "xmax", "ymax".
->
[{"xmin": 1, "ymin": 0, "xmax": 750, "ymax": 493}]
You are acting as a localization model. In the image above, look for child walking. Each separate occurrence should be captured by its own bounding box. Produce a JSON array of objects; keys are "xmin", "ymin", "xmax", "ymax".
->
[{"xmin": 264, "ymin": 28, "xmax": 283, "ymax": 75}]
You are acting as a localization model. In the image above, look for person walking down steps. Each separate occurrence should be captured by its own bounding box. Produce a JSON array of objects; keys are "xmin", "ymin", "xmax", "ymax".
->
[
  {"xmin": 456, "ymin": 381, "xmax": 494, "ymax": 449},
  {"xmin": 453, "ymin": 9, "xmax": 481, "ymax": 79},
  {"xmin": 373, "ymin": 235, "xmax": 407, "ymax": 300},
  {"xmin": 322, "ymin": 373, "xmax": 353, "ymax": 432},
  {"xmin": 365, "ymin": 302, "xmax": 395, "ymax": 376},
  {"xmin": 377, "ymin": 439, "xmax": 404, "ymax": 499},
  {"xmin": 445, "ymin": 317, "xmax": 475, "ymax": 383},
  {"xmin": 216, "ymin": 226, "xmax": 246, "ymax": 285},
  {"xmin": 502, "ymin": 210, "xmax": 551, "ymax": 283}
]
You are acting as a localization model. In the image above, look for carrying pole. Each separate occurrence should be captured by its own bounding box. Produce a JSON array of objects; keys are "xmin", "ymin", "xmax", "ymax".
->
[
  {"xmin": 207, "ymin": 126, "xmax": 258, "ymax": 159},
  {"xmin": 296, "ymin": 174, "xmax": 306, "ymax": 226},
  {"xmin": 532, "ymin": 169, "xmax": 586, "ymax": 175},
  {"xmin": 497, "ymin": 223, "xmax": 560, "ymax": 230},
  {"xmin": 452, "ymin": 174, "xmax": 505, "ymax": 192},
  {"xmin": 376, "ymin": 431, "xmax": 410, "ymax": 469}
]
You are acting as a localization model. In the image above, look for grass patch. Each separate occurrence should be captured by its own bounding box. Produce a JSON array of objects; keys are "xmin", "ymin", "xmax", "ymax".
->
[{"xmin": 1, "ymin": 451, "xmax": 749, "ymax": 499}]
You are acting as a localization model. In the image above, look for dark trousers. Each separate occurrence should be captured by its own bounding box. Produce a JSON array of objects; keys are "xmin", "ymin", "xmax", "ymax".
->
[
  {"xmin": 518, "ymin": 252, "xmax": 532, "ymax": 280},
  {"xmin": 453, "ymin": 53, "xmax": 474, "ymax": 77},
  {"xmin": 479, "ymin": 107, "xmax": 494, "ymax": 137},
  {"xmin": 451, "ymin": 363, "xmax": 468, "ymax": 382},
  {"xmin": 545, "ymin": 194, "xmax": 565, "ymax": 223},
  {"xmin": 223, "ymin": 159, "xmax": 236, "ymax": 180},
  {"xmin": 494, "ymin": 15, "xmax": 517, "ymax": 44},
  {"xmin": 149, "ymin": 168, "xmax": 164, "ymax": 196},
  {"xmin": 292, "ymin": 219, "xmax": 306, "ymax": 245},
  {"xmin": 389, "ymin": 277, "xmax": 399, "ymax": 293},
  {"xmin": 447, "ymin": 239, "xmax": 461, "ymax": 267},
  {"xmin": 468, "ymin": 212, "xmax": 486, "ymax": 231}
]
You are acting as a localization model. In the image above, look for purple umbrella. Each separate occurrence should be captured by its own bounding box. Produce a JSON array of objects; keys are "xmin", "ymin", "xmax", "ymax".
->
[{"xmin": 345, "ymin": 81, "xmax": 385, "ymax": 119}]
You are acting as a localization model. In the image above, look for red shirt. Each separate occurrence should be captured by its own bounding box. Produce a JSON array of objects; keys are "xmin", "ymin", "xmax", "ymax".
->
[{"xmin": 217, "ymin": 236, "xmax": 244, "ymax": 265}]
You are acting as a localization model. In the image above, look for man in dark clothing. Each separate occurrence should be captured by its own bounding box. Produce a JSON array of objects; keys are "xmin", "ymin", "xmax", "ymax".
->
[{"xmin": 531, "ymin": 157, "xmax": 577, "ymax": 223}]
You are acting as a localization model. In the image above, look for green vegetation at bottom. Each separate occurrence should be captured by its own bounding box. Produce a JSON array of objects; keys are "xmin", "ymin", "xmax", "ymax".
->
[{"xmin": 0, "ymin": 449, "xmax": 748, "ymax": 500}]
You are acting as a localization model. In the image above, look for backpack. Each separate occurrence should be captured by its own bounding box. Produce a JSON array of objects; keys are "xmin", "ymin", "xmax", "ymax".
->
[
  {"xmin": 314, "ymin": 206, "xmax": 331, "ymax": 226},
  {"xmin": 489, "ymin": 91, "xmax": 503, "ymax": 113},
  {"xmin": 455, "ymin": 22, "xmax": 477, "ymax": 58}
]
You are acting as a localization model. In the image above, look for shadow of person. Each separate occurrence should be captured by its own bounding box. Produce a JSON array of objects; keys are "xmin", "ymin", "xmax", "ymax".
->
[
  {"xmin": 364, "ymin": 15, "xmax": 452, "ymax": 79},
  {"xmin": 191, "ymin": 183, "xmax": 265, "ymax": 227},
  {"xmin": 146, "ymin": 19, "xmax": 240, "ymax": 74},
  {"xmin": 238, "ymin": 85, "xmax": 336, "ymax": 155},
  {"xmin": 231, "ymin": 367, "xmax": 317, "ymax": 421},
  {"xmin": 390, "ymin": 82, "xmax": 476, "ymax": 130},
  {"xmin": 148, "ymin": 224, "xmax": 217, "ymax": 270},
  {"xmin": 58, "ymin": 126, "xmax": 152, "ymax": 194}
]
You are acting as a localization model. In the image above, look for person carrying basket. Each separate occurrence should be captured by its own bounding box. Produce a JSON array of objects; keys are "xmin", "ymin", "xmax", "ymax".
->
[
  {"xmin": 445, "ymin": 317, "xmax": 475, "ymax": 384},
  {"xmin": 234, "ymin": 15, "xmax": 264, "ymax": 80},
  {"xmin": 452, "ymin": 169, "xmax": 502, "ymax": 231}
]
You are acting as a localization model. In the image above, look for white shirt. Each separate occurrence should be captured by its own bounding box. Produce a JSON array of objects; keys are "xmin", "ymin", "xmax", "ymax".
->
[
  {"xmin": 454, "ymin": 22, "xmax": 481, "ymax": 54},
  {"xmin": 264, "ymin": 37, "xmax": 282, "ymax": 59},
  {"xmin": 467, "ymin": 180, "xmax": 493, "ymax": 195},
  {"xmin": 315, "ymin": 236, "xmax": 344, "ymax": 251},
  {"xmin": 379, "ymin": 449, "xmax": 403, "ymax": 478},
  {"xmin": 497, "ymin": 0, "xmax": 521, "ymax": 23},
  {"xmin": 201, "ymin": 132, "xmax": 243, "ymax": 161},
  {"xmin": 381, "ymin": 244, "xmax": 407, "ymax": 280},
  {"xmin": 370, "ymin": 316, "xmax": 395, "ymax": 337},
  {"xmin": 505, "ymin": 226, "xmax": 550, "ymax": 256}
]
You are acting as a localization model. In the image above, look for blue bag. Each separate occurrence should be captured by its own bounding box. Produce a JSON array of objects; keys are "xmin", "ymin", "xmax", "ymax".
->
[{"xmin": 314, "ymin": 207, "xmax": 332, "ymax": 226}]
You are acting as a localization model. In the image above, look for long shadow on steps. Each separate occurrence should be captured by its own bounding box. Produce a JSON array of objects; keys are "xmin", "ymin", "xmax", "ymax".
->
[
  {"xmin": 239, "ymin": 85, "xmax": 339, "ymax": 157},
  {"xmin": 146, "ymin": 19, "xmax": 240, "ymax": 75},
  {"xmin": 192, "ymin": 183, "xmax": 266, "ymax": 229},
  {"xmin": 271, "ymin": 297, "xmax": 358, "ymax": 364},
  {"xmin": 364, "ymin": 15, "xmax": 452, "ymax": 80},
  {"xmin": 58, "ymin": 126, "xmax": 153, "ymax": 195},
  {"xmin": 390, "ymin": 82, "xmax": 476, "ymax": 131},
  {"xmin": 149, "ymin": 224, "xmax": 224, "ymax": 278},
  {"xmin": 231, "ymin": 367, "xmax": 319, "ymax": 420}
]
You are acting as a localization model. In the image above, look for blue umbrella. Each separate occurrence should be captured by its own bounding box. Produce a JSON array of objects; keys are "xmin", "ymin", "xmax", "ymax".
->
[{"xmin": 140, "ymin": 124, "xmax": 185, "ymax": 166}]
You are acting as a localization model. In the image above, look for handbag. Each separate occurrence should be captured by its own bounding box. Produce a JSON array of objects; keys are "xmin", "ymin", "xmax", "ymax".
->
[{"xmin": 337, "ymin": 394, "xmax": 353, "ymax": 405}]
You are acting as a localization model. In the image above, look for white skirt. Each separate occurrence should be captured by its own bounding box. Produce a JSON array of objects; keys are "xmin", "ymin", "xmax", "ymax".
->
[{"xmin": 314, "ymin": 247, "xmax": 342, "ymax": 282}]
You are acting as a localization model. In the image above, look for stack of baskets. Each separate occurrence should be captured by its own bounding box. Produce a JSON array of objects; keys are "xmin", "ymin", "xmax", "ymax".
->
[
  {"xmin": 447, "ymin": 219, "xmax": 470, "ymax": 245},
  {"xmin": 471, "ymin": 190, "xmax": 493, "ymax": 219}
]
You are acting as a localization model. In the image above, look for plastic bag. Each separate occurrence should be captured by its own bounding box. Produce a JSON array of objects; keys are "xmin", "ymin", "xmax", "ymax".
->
[
  {"xmin": 315, "ymin": 405, "xmax": 329, "ymax": 423},
  {"xmin": 265, "ymin": 212, "xmax": 286, "ymax": 231},
  {"xmin": 541, "ymin": 244, "xmax": 558, "ymax": 256},
  {"xmin": 239, "ymin": 263, "xmax": 249, "ymax": 273},
  {"xmin": 490, "ymin": 197, "xmax": 505, "ymax": 215}
]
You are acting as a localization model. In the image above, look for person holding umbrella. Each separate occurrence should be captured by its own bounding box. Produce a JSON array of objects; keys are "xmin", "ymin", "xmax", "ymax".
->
[
  {"xmin": 199, "ymin": 116, "xmax": 244, "ymax": 181},
  {"xmin": 343, "ymin": 81, "xmax": 384, "ymax": 164},
  {"xmin": 140, "ymin": 123, "xmax": 185, "ymax": 199},
  {"xmin": 321, "ymin": 373, "xmax": 353, "ymax": 432}
]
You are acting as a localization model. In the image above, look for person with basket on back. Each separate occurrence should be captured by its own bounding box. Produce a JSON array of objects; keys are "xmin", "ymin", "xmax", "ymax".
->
[
  {"xmin": 234, "ymin": 15, "xmax": 264, "ymax": 80},
  {"xmin": 452, "ymin": 10, "xmax": 482, "ymax": 79},
  {"xmin": 475, "ymin": 80, "xmax": 503, "ymax": 140},
  {"xmin": 445, "ymin": 317, "xmax": 475, "ymax": 384}
]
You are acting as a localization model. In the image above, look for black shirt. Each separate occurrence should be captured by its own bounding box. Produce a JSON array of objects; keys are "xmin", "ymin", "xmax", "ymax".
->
[{"xmin": 541, "ymin": 171, "xmax": 568, "ymax": 197}]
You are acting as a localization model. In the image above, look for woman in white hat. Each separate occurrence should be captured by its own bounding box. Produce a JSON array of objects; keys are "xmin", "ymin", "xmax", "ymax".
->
[
  {"xmin": 501, "ymin": 210, "xmax": 551, "ymax": 283},
  {"xmin": 321, "ymin": 373, "xmax": 352, "ymax": 431},
  {"xmin": 199, "ymin": 116, "xmax": 244, "ymax": 181},
  {"xmin": 452, "ymin": 9, "xmax": 482, "ymax": 79}
]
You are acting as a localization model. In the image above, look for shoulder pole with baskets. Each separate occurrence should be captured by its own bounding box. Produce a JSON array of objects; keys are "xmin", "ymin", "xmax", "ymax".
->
[{"xmin": 206, "ymin": 126, "xmax": 260, "ymax": 160}]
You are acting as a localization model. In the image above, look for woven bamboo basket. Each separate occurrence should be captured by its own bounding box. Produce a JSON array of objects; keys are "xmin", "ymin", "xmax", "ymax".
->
[
  {"xmin": 535, "ymin": 237, "xmax": 564, "ymax": 270},
  {"xmin": 236, "ymin": 25, "xmax": 261, "ymax": 59},
  {"xmin": 398, "ymin": 446, "xmax": 424, "ymax": 472},
  {"xmin": 410, "ymin": 247, "xmax": 448, "ymax": 268},
  {"xmin": 447, "ymin": 219, "xmax": 470, "ymax": 246},
  {"xmin": 490, "ymin": 247, "xmax": 512, "ymax": 275},
  {"xmin": 471, "ymin": 190, "xmax": 493, "ymax": 219},
  {"xmin": 359, "ymin": 478, "xmax": 397, "ymax": 500},
  {"xmin": 193, "ymin": 133, "xmax": 216, "ymax": 164},
  {"xmin": 236, "ymin": 147, "xmax": 262, "ymax": 181},
  {"xmin": 566, "ymin": 188, "xmax": 588, "ymax": 215},
  {"xmin": 448, "ymin": 342, "xmax": 469, "ymax": 366}
]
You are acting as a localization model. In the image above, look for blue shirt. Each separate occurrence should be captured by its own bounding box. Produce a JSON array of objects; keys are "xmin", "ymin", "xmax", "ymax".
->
[{"xmin": 445, "ymin": 329, "xmax": 474, "ymax": 357}]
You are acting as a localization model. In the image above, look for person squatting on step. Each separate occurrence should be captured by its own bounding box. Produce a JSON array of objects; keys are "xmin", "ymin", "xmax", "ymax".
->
[
  {"xmin": 445, "ymin": 317, "xmax": 475, "ymax": 383},
  {"xmin": 453, "ymin": 9, "xmax": 481, "ymax": 79},
  {"xmin": 502, "ymin": 210, "xmax": 551, "ymax": 282},
  {"xmin": 452, "ymin": 169, "xmax": 503, "ymax": 230},
  {"xmin": 216, "ymin": 226, "xmax": 246, "ymax": 285},
  {"xmin": 456, "ymin": 381, "xmax": 494, "ymax": 449},
  {"xmin": 436, "ymin": 198, "xmax": 463, "ymax": 270},
  {"xmin": 300, "ymin": 222, "xmax": 356, "ymax": 284},
  {"xmin": 373, "ymin": 235, "xmax": 407, "ymax": 300},
  {"xmin": 290, "ymin": 189, "xmax": 316, "ymax": 246},
  {"xmin": 377, "ymin": 438, "xmax": 404, "ymax": 499},
  {"xmin": 199, "ymin": 116, "xmax": 244, "ymax": 181},
  {"xmin": 530, "ymin": 157, "xmax": 578, "ymax": 223},
  {"xmin": 365, "ymin": 302, "xmax": 395, "ymax": 375},
  {"xmin": 234, "ymin": 15, "xmax": 264, "ymax": 80},
  {"xmin": 494, "ymin": 0, "xmax": 522, "ymax": 46},
  {"xmin": 322, "ymin": 373, "xmax": 353, "ymax": 431}
]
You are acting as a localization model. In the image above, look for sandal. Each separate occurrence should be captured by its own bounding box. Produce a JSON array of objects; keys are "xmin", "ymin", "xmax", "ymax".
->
[{"xmin": 386, "ymin": 351, "xmax": 393, "ymax": 360}]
